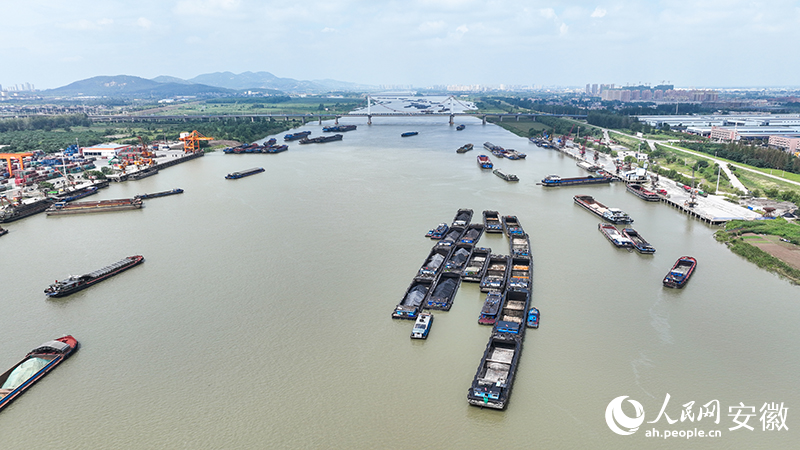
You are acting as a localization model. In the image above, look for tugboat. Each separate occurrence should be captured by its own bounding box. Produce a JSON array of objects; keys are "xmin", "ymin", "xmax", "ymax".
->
[
  {"xmin": 527, "ymin": 307, "xmax": 539, "ymax": 328},
  {"xmin": 425, "ymin": 223, "xmax": 449, "ymax": 239},
  {"xmin": 0, "ymin": 335, "xmax": 79, "ymax": 412},
  {"xmin": 44, "ymin": 255, "xmax": 145, "ymax": 298},
  {"xmin": 663, "ymin": 256, "xmax": 697, "ymax": 288},
  {"xmin": 411, "ymin": 312, "xmax": 434, "ymax": 339}
]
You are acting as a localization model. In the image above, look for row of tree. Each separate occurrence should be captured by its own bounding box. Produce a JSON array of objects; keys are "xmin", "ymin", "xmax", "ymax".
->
[
  {"xmin": 0, "ymin": 114, "xmax": 92, "ymax": 133},
  {"xmin": 680, "ymin": 141, "xmax": 800, "ymax": 174}
]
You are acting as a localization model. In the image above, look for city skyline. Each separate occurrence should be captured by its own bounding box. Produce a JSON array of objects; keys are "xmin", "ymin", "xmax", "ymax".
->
[{"xmin": 2, "ymin": 0, "xmax": 800, "ymax": 90}]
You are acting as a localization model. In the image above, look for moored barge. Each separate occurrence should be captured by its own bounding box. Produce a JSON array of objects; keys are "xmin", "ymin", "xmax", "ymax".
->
[
  {"xmin": 462, "ymin": 247, "xmax": 491, "ymax": 282},
  {"xmin": 442, "ymin": 244, "xmax": 474, "ymax": 275},
  {"xmin": 323, "ymin": 125, "xmax": 357, "ymax": 132},
  {"xmin": 299, "ymin": 134, "xmax": 343, "ymax": 144},
  {"xmin": 501, "ymin": 215, "xmax": 524, "ymax": 237},
  {"xmin": 477, "ymin": 155, "xmax": 493, "ymax": 169},
  {"xmin": 44, "ymin": 255, "xmax": 144, "ymax": 298},
  {"xmin": 0, "ymin": 335, "xmax": 79, "ymax": 413},
  {"xmin": 226, "ymin": 167, "xmax": 265, "ymax": 179},
  {"xmin": 452, "ymin": 208, "xmax": 473, "ymax": 227},
  {"xmin": 627, "ymin": 183, "xmax": 661, "ymax": 201},
  {"xmin": 46, "ymin": 198, "xmax": 143, "ymax": 215},
  {"xmin": 574, "ymin": 195, "xmax": 633, "ymax": 224},
  {"xmin": 467, "ymin": 336, "xmax": 521, "ymax": 410},
  {"xmin": 478, "ymin": 291, "xmax": 503, "ymax": 325},
  {"xmin": 415, "ymin": 246, "xmax": 452, "ymax": 281},
  {"xmin": 459, "ymin": 223, "xmax": 484, "ymax": 245},
  {"xmin": 493, "ymin": 289, "xmax": 530, "ymax": 337},
  {"xmin": 480, "ymin": 254, "xmax": 510, "ymax": 292},
  {"xmin": 539, "ymin": 174, "xmax": 613, "ymax": 187},
  {"xmin": 507, "ymin": 257, "xmax": 532, "ymax": 291},
  {"xmin": 482, "ymin": 210, "xmax": 503, "ymax": 233},
  {"xmin": 0, "ymin": 197, "xmax": 54, "ymax": 223},
  {"xmin": 425, "ymin": 223, "xmax": 449, "ymax": 239},
  {"xmin": 425, "ymin": 272, "xmax": 462, "ymax": 311},
  {"xmin": 393, "ymin": 278, "xmax": 435, "ymax": 319}
]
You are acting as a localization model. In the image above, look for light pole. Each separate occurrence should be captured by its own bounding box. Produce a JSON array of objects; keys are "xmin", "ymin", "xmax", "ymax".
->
[{"xmin": 715, "ymin": 152, "xmax": 720, "ymax": 194}]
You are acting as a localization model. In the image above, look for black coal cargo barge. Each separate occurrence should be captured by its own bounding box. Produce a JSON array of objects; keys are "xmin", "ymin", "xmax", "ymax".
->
[
  {"xmin": 225, "ymin": 167, "xmax": 265, "ymax": 179},
  {"xmin": 44, "ymin": 255, "xmax": 145, "ymax": 298}
]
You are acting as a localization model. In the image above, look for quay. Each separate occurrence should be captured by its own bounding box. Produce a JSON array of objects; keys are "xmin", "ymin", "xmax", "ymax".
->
[
  {"xmin": 540, "ymin": 141, "xmax": 761, "ymax": 225},
  {"xmin": 109, "ymin": 151, "xmax": 203, "ymax": 182}
]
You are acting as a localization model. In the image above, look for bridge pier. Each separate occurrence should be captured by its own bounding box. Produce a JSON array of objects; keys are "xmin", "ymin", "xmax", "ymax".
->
[
  {"xmin": 367, "ymin": 115, "xmax": 372, "ymax": 125},
  {"xmin": 516, "ymin": 115, "xmax": 519, "ymax": 122},
  {"xmin": 482, "ymin": 115, "xmax": 486, "ymax": 125},
  {"xmin": 319, "ymin": 116, "xmax": 322, "ymax": 125},
  {"xmin": 449, "ymin": 114, "xmax": 454, "ymax": 126},
  {"xmin": 335, "ymin": 116, "xmax": 339, "ymax": 125}
]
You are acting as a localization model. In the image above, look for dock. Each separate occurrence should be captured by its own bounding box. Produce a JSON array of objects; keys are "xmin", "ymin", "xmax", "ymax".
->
[{"xmin": 109, "ymin": 151, "xmax": 204, "ymax": 182}]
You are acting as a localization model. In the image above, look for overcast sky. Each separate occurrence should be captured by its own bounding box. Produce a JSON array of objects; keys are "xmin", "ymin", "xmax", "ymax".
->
[{"xmin": 2, "ymin": 0, "xmax": 799, "ymax": 90}]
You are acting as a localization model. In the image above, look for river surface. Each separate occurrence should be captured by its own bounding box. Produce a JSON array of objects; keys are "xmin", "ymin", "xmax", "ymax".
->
[{"xmin": 1, "ymin": 114, "xmax": 798, "ymax": 449}]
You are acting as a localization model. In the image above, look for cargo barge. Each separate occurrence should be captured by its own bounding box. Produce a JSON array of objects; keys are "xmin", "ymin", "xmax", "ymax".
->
[
  {"xmin": 626, "ymin": 183, "xmax": 661, "ymax": 201},
  {"xmin": 452, "ymin": 209, "xmax": 473, "ymax": 227},
  {"xmin": 622, "ymin": 228, "xmax": 655, "ymax": 254},
  {"xmin": 322, "ymin": 125, "xmax": 357, "ymax": 132},
  {"xmin": 299, "ymin": 134, "xmax": 343, "ymax": 144},
  {"xmin": 483, "ymin": 210, "xmax": 503, "ymax": 233},
  {"xmin": 46, "ymin": 197, "xmax": 143, "ymax": 215},
  {"xmin": 459, "ymin": 223, "xmax": 484, "ymax": 245},
  {"xmin": 477, "ymin": 155, "xmax": 493, "ymax": 169},
  {"xmin": 284, "ymin": 131, "xmax": 312, "ymax": 141},
  {"xmin": 415, "ymin": 246, "xmax": 453, "ymax": 281},
  {"xmin": 226, "ymin": 167, "xmax": 265, "ymax": 179},
  {"xmin": 0, "ymin": 335, "xmax": 79, "ymax": 413},
  {"xmin": 425, "ymin": 272, "xmax": 462, "ymax": 311},
  {"xmin": 442, "ymin": 244, "xmax": 474, "ymax": 275},
  {"xmin": 128, "ymin": 167, "xmax": 159, "ymax": 180},
  {"xmin": 0, "ymin": 197, "xmax": 54, "ymax": 223},
  {"xmin": 573, "ymin": 195, "xmax": 633, "ymax": 224},
  {"xmin": 135, "ymin": 188, "xmax": 184, "ymax": 200},
  {"xmin": 392, "ymin": 278, "xmax": 435, "ymax": 319},
  {"xmin": 493, "ymin": 169, "xmax": 519, "ymax": 182},
  {"xmin": 493, "ymin": 289, "xmax": 530, "ymax": 337},
  {"xmin": 501, "ymin": 215, "xmax": 524, "ymax": 237},
  {"xmin": 478, "ymin": 291, "xmax": 503, "ymax": 325},
  {"xmin": 507, "ymin": 257, "xmax": 532, "ymax": 291},
  {"xmin": 480, "ymin": 254, "xmax": 510, "ymax": 292},
  {"xmin": 467, "ymin": 336, "xmax": 521, "ymax": 410},
  {"xmin": 598, "ymin": 223, "xmax": 634, "ymax": 248},
  {"xmin": 462, "ymin": 247, "xmax": 491, "ymax": 282},
  {"xmin": 457, "ymin": 143, "xmax": 473, "ymax": 153},
  {"xmin": 538, "ymin": 174, "xmax": 613, "ymax": 187},
  {"xmin": 663, "ymin": 256, "xmax": 697, "ymax": 288},
  {"xmin": 44, "ymin": 255, "xmax": 144, "ymax": 298}
]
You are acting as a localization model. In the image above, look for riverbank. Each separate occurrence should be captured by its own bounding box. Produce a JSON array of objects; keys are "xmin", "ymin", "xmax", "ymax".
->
[{"xmin": 715, "ymin": 219, "xmax": 800, "ymax": 284}]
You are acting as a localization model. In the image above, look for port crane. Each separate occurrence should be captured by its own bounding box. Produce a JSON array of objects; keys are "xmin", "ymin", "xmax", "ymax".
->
[
  {"xmin": 0, "ymin": 152, "xmax": 34, "ymax": 184},
  {"xmin": 179, "ymin": 131, "xmax": 213, "ymax": 153}
]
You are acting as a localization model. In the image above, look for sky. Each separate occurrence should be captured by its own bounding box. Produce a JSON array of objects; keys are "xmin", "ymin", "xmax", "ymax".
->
[{"xmin": 2, "ymin": 0, "xmax": 800, "ymax": 90}]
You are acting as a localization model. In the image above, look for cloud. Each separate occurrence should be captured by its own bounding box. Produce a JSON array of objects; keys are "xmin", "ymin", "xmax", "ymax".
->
[
  {"xmin": 173, "ymin": 0, "xmax": 241, "ymax": 16},
  {"xmin": 63, "ymin": 18, "xmax": 114, "ymax": 31},
  {"xmin": 591, "ymin": 7, "xmax": 607, "ymax": 18},
  {"xmin": 137, "ymin": 17, "xmax": 153, "ymax": 29},
  {"xmin": 98, "ymin": 18, "xmax": 113, "ymax": 26},
  {"xmin": 321, "ymin": 27, "xmax": 336, "ymax": 33},
  {"xmin": 559, "ymin": 22, "xmax": 569, "ymax": 35},
  {"xmin": 456, "ymin": 24, "xmax": 468, "ymax": 34},
  {"xmin": 418, "ymin": 20, "xmax": 446, "ymax": 33},
  {"xmin": 539, "ymin": 8, "xmax": 557, "ymax": 20}
]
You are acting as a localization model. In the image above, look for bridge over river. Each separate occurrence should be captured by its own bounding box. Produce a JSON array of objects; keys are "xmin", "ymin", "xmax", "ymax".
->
[{"xmin": 88, "ymin": 111, "xmax": 587, "ymax": 125}]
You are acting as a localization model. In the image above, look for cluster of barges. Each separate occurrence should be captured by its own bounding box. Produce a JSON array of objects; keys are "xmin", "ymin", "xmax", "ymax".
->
[
  {"xmin": 223, "ymin": 139, "xmax": 289, "ymax": 154},
  {"xmin": 468, "ymin": 214, "xmax": 535, "ymax": 410},
  {"xmin": 483, "ymin": 142, "xmax": 526, "ymax": 160}
]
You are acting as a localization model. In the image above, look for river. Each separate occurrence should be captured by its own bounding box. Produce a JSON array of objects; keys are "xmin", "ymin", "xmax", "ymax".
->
[{"xmin": 1, "ymin": 113, "xmax": 798, "ymax": 449}]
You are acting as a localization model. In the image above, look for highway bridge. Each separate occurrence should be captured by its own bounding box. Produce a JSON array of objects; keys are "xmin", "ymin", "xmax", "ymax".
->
[{"xmin": 87, "ymin": 112, "xmax": 587, "ymax": 125}]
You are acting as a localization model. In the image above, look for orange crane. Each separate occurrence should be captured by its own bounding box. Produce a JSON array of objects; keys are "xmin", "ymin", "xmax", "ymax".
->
[
  {"xmin": 179, "ymin": 131, "xmax": 213, "ymax": 153},
  {"xmin": 0, "ymin": 152, "xmax": 34, "ymax": 183}
]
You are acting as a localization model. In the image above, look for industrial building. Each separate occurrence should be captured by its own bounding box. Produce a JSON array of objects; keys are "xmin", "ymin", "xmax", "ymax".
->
[{"xmin": 80, "ymin": 143, "xmax": 133, "ymax": 159}]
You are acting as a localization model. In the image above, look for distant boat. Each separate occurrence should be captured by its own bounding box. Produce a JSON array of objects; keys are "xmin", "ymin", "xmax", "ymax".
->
[
  {"xmin": 457, "ymin": 143, "xmax": 474, "ymax": 153},
  {"xmin": 284, "ymin": 131, "xmax": 311, "ymax": 141},
  {"xmin": 226, "ymin": 167, "xmax": 265, "ymax": 179},
  {"xmin": 477, "ymin": 155, "xmax": 493, "ymax": 169},
  {"xmin": 493, "ymin": 168, "xmax": 519, "ymax": 182},
  {"xmin": 411, "ymin": 313, "xmax": 434, "ymax": 339},
  {"xmin": 663, "ymin": 256, "xmax": 697, "ymax": 288},
  {"xmin": 401, "ymin": 131, "xmax": 418, "ymax": 137},
  {"xmin": 598, "ymin": 223, "xmax": 633, "ymax": 248},
  {"xmin": 456, "ymin": 124, "xmax": 466, "ymax": 131},
  {"xmin": 526, "ymin": 307, "xmax": 539, "ymax": 328}
]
